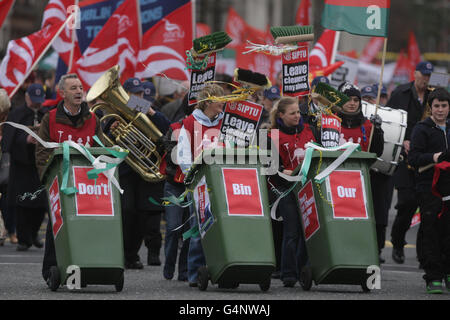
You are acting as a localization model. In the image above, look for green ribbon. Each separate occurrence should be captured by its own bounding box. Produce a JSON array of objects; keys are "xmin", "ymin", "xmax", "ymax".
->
[
  {"xmin": 61, "ymin": 142, "xmax": 78, "ymax": 195},
  {"xmin": 60, "ymin": 137, "xmax": 128, "ymax": 195},
  {"xmin": 148, "ymin": 190, "xmax": 193, "ymax": 208},
  {"xmin": 183, "ymin": 225, "xmax": 200, "ymax": 241},
  {"xmin": 185, "ymin": 50, "xmax": 210, "ymax": 70}
]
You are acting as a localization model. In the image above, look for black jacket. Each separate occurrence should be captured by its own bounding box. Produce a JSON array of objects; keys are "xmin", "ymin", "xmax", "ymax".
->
[
  {"xmin": 3, "ymin": 105, "xmax": 48, "ymax": 208},
  {"xmin": 408, "ymin": 117, "xmax": 450, "ymax": 193},
  {"xmin": 386, "ymin": 81, "xmax": 433, "ymax": 141}
]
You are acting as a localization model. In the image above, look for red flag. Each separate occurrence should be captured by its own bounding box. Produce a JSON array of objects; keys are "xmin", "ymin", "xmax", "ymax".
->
[
  {"xmin": 408, "ymin": 31, "xmax": 421, "ymax": 80},
  {"xmin": 135, "ymin": 2, "xmax": 193, "ymax": 81},
  {"xmin": 310, "ymin": 61, "xmax": 345, "ymax": 79},
  {"xmin": 408, "ymin": 31, "xmax": 421, "ymax": 66},
  {"xmin": 196, "ymin": 23, "xmax": 211, "ymax": 38},
  {"xmin": 295, "ymin": 0, "xmax": 311, "ymax": 26},
  {"xmin": 0, "ymin": 20, "xmax": 67, "ymax": 97},
  {"xmin": 360, "ymin": 37, "xmax": 384, "ymax": 63},
  {"xmin": 309, "ymin": 29, "xmax": 338, "ymax": 70},
  {"xmin": 72, "ymin": 0, "xmax": 140, "ymax": 89},
  {"xmin": 41, "ymin": 0, "xmax": 82, "ymax": 69},
  {"xmin": 391, "ymin": 50, "xmax": 412, "ymax": 85},
  {"xmin": 0, "ymin": 0, "xmax": 14, "ymax": 31},
  {"xmin": 225, "ymin": 7, "xmax": 267, "ymax": 48}
]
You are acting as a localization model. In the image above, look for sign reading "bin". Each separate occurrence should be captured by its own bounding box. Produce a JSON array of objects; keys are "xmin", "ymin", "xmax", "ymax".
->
[
  {"xmin": 73, "ymin": 166, "xmax": 114, "ymax": 216},
  {"xmin": 222, "ymin": 168, "xmax": 263, "ymax": 216}
]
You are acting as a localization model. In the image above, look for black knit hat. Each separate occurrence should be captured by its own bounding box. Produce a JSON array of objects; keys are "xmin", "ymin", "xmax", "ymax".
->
[{"xmin": 338, "ymin": 82, "xmax": 361, "ymax": 100}]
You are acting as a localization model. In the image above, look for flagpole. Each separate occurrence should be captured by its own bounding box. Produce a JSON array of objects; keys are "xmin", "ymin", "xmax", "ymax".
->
[
  {"xmin": 192, "ymin": 0, "xmax": 196, "ymax": 39},
  {"xmin": 330, "ymin": 31, "xmax": 340, "ymax": 64},
  {"xmin": 68, "ymin": 0, "xmax": 79, "ymax": 72},
  {"xmin": 8, "ymin": 15, "xmax": 74, "ymax": 99},
  {"xmin": 136, "ymin": 0, "xmax": 142, "ymax": 48},
  {"xmin": 368, "ymin": 37, "xmax": 388, "ymax": 151}
]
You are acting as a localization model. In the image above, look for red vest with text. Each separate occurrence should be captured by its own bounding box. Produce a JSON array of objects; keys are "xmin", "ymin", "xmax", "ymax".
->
[
  {"xmin": 340, "ymin": 119, "xmax": 373, "ymax": 152},
  {"xmin": 160, "ymin": 115, "xmax": 223, "ymax": 183},
  {"xmin": 270, "ymin": 124, "xmax": 316, "ymax": 171},
  {"xmin": 48, "ymin": 108, "xmax": 97, "ymax": 146}
]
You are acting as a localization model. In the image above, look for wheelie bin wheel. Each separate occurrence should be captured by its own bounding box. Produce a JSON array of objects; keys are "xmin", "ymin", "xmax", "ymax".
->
[
  {"xmin": 361, "ymin": 280, "xmax": 371, "ymax": 293},
  {"xmin": 259, "ymin": 277, "xmax": 271, "ymax": 292},
  {"xmin": 48, "ymin": 266, "xmax": 61, "ymax": 292},
  {"xmin": 197, "ymin": 266, "xmax": 209, "ymax": 291},
  {"xmin": 299, "ymin": 265, "xmax": 313, "ymax": 291},
  {"xmin": 115, "ymin": 271, "xmax": 124, "ymax": 292}
]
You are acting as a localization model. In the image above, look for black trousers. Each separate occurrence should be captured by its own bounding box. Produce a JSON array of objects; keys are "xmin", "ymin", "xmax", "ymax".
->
[
  {"xmin": 16, "ymin": 206, "xmax": 45, "ymax": 246},
  {"xmin": 144, "ymin": 212, "xmax": 162, "ymax": 255},
  {"xmin": 271, "ymin": 219, "xmax": 283, "ymax": 272},
  {"xmin": 390, "ymin": 187, "xmax": 420, "ymax": 247},
  {"xmin": 418, "ymin": 193, "xmax": 450, "ymax": 282},
  {"xmin": 42, "ymin": 215, "xmax": 56, "ymax": 281},
  {"xmin": 370, "ymin": 171, "xmax": 394, "ymax": 253}
]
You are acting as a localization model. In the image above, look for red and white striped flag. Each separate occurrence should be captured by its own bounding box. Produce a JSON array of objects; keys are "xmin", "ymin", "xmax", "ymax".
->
[
  {"xmin": 135, "ymin": 2, "xmax": 192, "ymax": 81},
  {"xmin": 309, "ymin": 29, "xmax": 338, "ymax": 70},
  {"xmin": 0, "ymin": 0, "xmax": 15, "ymax": 31},
  {"xmin": 0, "ymin": 19, "xmax": 68, "ymax": 97},
  {"xmin": 72, "ymin": 0, "xmax": 140, "ymax": 89},
  {"xmin": 41, "ymin": 0, "xmax": 82, "ymax": 69}
]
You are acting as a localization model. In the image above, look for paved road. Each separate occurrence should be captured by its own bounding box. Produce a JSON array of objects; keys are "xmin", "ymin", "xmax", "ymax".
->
[{"xmin": 0, "ymin": 191, "xmax": 448, "ymax": 303}]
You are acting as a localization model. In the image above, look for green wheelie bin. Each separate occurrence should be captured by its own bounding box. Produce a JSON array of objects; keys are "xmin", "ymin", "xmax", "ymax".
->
[
  {"xmin": 184, "ymin": 147, "xmax": 276, "ymax": 291},
  {"xmin": 293, "ymin": 149, "xmax": 379, "ymax": 292},
  {"xmin": 42, "ymin": 147, "xmax": 125, "ymax": 292}
]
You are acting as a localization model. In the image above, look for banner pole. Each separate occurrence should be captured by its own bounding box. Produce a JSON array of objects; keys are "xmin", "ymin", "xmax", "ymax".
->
[
  {"xmin": 368, "ymin": 37, "xmax": 388, "ymax": 151},
  {"xmin": 68, "ymin": 0, "xmax": 79, "ymax": 72},
  {"xmin": 330, "ymin": 31, "xmax": 340, "ymax": 64}
]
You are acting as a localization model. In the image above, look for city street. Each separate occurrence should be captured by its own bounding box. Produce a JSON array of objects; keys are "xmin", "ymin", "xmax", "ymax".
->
[{"xmin": 1, "ymin": 190, "xmax": 448, "ymax": 303}]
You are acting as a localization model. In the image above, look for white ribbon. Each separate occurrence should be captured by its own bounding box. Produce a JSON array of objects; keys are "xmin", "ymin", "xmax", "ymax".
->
[
  {"xmin": 243, "ymin": 41, "xmax": 299, "ymax": 56},
  {"xmin": 1, "ymin": 121, "xmax": 125, "ymax": 194},
  {"xmin": 303, "ymin": 142, "xmax": 361, "ymax": 183}
]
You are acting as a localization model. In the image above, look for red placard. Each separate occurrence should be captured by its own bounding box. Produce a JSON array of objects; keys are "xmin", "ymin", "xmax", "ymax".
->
[
  {"xmin": 73, "ymin": 166, "xmax": 114, "ymax": 216},
  {"xmin": 281, "ymin": 46, "xmax": 310, "ymax": 97},
  {"xmin": 327, "ymin": 170, "xmax": 368, "ymax": 219},
  {"xmin": 298, "ymin": 180, "xmax": 320, "ymax": 241},
  {"xmin": 222, "ymin": 168, "xmax": 263, "ymax": 216},
  {"xmin": 188, "ymin": 52, "xmax": 217, "ymax": 105},
  {"xmin": 321, "ymin": 113, "xmax": 342, "ymax": 148},
  {"xmin": 220, "ymin": 100, "xmax": 263, "ymax": 147},
  {"xmin": 49, "ymin": 176, "xmax": 63, "ymax": 238}
]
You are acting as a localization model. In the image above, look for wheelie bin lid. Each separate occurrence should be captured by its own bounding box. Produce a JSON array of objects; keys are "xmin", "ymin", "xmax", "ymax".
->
[
  {"xmin": 184, "ymin": 147, "xmax": 271, "ymax": 186},
  {"xmin": 291, "ymin": 149, "xmax": 377, "ymax": 176},
  {"xmin": 41, "ymin": 147, "xmax": 120, "ymax": 182}
]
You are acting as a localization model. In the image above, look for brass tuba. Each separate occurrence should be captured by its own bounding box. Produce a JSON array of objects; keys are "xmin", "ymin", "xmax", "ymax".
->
[{"xmin": 86, "ymin": 65, "xmax": 165, "ymax": 182}]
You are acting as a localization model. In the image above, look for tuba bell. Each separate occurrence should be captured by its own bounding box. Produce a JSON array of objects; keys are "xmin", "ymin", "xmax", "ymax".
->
[{"xmin": 86, "ymin": 65, "xmax": 165, "ymax": 182}]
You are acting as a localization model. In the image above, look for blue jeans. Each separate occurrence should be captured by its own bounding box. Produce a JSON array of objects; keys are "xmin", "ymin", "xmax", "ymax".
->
[
  {"xmin": 278, "ymin": 192, "xmax": 308, "ymax": 281},
  {"xmin": 163, "ymin": 182, "xmax": 189, "ymax": 280},
  {"xmin": 187, "ymin": 200, "xmax": 206, "ymax": 283}
]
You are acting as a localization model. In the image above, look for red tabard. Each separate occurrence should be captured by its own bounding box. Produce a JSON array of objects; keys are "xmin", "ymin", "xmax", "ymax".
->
[
  {"xmin": 161, "ymin": 115, "xmax": 223, "ymax": 184},
  {"xmin": 340, "ymin": 119, "xmax": 373, "ymax": 152},
  {"xmin": 270, "ymin": 124, "xmax": 316, "ymax": 171},
  {"xmin": 48, "ymin": 109, "xmax": 97, "ymax": 145}
]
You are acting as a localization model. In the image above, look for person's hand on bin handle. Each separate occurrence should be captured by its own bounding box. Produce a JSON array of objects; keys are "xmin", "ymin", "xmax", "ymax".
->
[
  {"xmin": 438, "ymin": 150, "xmax": 450, "ymax": 163},
  {"xmin": 370, "ymin": 114, "xmax": 383, "ymax": 129}
]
